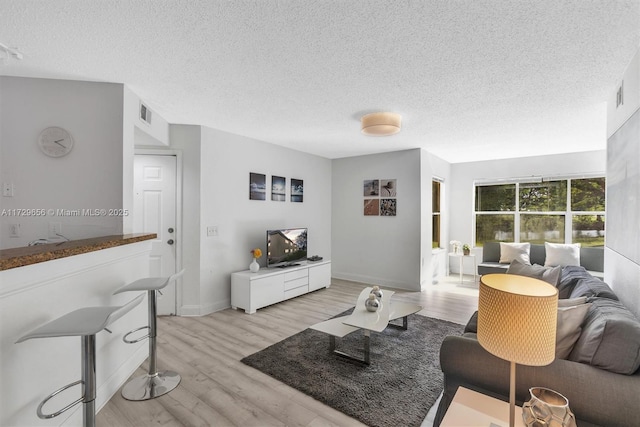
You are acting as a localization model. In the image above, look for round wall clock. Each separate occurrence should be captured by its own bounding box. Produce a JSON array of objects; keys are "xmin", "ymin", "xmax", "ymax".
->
[{"xmin": 38, "ymin": 126, "xmax": 74, "ymax": 157}]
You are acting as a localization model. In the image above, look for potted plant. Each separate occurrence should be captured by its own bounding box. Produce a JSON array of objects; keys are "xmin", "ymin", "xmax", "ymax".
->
[{"xmin": 462, "ymin": 244, "xmax": 471, "ymax": 256}]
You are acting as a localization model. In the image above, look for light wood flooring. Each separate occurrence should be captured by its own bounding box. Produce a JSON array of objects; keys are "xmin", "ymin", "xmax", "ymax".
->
[{"xmin": 98, "ymin": 276, "xmax": 479, "ymax": 427}]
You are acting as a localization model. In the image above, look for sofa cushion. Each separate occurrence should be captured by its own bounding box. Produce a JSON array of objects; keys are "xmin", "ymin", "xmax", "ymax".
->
[
  {"xmin": 570, "ymin": 277, "xmax": 618, "ymax": 301},
  {"xmin": 506, "ymin": 259, "xmax": 561, "ymax": 286},
  {"xmin": 464, "ymin": 311, "xmax": 478, "ymax": 334},
  {"xmin": 558, "ymin": 266, "xmax": 618, "ymax": 300},
  {"xmin": 545, "ymin": 242, "xmax": 581, "ymax": 267},
  {"xmin": 465, "ymin": 304, "xmax": 591, "ymax": 360},
  {"xmin": 568, "ymin": 298, "xmax": 640, "ymax": 375},
  {"xmin": 499, "ymin": 242, "xmax": 531, "ymax": 264}
]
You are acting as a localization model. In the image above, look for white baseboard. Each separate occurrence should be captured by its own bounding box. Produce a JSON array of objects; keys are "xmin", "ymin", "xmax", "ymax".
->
[
  {"xmin": 180, "ymin": 298, "xmax": 231, "ymax": 316},
  {"xmin": 331, "ymin": 271, "xmax": 419, "ymax": 291}
]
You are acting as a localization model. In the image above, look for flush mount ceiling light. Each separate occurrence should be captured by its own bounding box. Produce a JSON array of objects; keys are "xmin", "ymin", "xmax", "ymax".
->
[{"xmin": 361, "ymin": 112, "xmax": 402, "ymax": 136}]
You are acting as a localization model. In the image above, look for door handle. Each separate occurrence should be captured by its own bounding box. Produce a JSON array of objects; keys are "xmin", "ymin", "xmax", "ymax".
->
[{"xmin": 167, "ymin": 239, "xmax": 174, "ymax": 245}]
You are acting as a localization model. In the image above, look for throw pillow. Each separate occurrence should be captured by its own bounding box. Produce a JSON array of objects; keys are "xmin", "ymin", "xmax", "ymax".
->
[
  {"xmin": 556, "ymin": 302, "xmax": 591, "ymax": 359},
  {"xmin": 506, "ymin": 259, "xmax": 562, "ymax": 286},
  {"xmin": 569, "ymin": 298, "xmax": 640, "ymax": 375},
  {"xmin": 544, "ymin": 242, "xmax": 581, "ymax": 267},
  {"xmin": 557, "ymin": 296, "xmax": 588, "ymax": 307},
  {"xmin": 499, "ymin": 242, "xmax": 531, "ymax": 264}
]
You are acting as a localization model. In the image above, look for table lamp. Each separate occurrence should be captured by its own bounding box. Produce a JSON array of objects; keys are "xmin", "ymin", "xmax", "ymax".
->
[{"xmin": 477, "ymin": 274, "xmax": 558, "ymax": 427}]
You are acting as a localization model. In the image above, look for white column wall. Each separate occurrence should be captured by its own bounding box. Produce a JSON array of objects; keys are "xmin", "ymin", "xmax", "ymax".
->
[
  {"xmin": 332, "ymin": 149, "xmax": 423, "ymax": 291},
  {"xmin": 606, "ymin": 46, "xmax": 640, "ymax": 319},
  {"xmin": 167, "ymin": 125, "xmax": 202, "ymax": 315}
]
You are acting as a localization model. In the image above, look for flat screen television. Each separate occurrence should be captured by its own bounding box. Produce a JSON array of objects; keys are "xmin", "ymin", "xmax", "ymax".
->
[{"xmin": 267, "ymin": 228, "xmax": 308, "ymax": 268}]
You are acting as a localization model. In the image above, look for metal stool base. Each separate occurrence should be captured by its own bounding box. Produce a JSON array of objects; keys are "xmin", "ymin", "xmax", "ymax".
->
[{"xmin": 121, "ymin": 371, "xmax": 181, "ymax": 401}]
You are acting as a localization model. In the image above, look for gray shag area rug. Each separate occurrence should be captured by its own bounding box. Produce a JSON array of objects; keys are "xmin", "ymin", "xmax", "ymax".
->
[{"xmin": 241, "ymin": 309, "xmax": 463, "ymax": 427}]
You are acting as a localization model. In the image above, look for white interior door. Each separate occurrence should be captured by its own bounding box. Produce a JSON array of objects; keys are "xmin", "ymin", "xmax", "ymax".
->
[{"xmin": 134, "ymin": 154, "xmax": 178, "ymax": 315}]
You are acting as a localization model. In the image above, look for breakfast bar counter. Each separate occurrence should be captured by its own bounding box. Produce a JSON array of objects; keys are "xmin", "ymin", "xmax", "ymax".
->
[
  {"xmin": 0, "ymin": 233, "xmax": 156, "ymax": 426},
  {"xmin": 0, "ymin": 233, "xmax": 156, "ymax": 270}
]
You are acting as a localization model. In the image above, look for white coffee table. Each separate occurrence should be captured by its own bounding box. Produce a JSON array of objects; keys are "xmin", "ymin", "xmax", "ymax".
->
[
  {"xmin": 310, "ymin": 287, "xmax": 422, "ymax": 365},
  {"xmin": 440, "ymin": 387, "xmax": 525, "ymax": 427}
]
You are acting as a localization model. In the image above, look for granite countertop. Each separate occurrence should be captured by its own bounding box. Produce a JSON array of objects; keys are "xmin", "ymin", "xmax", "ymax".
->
[{"xmin": 0, "ymin": 233, "xmax": 156, "ymax": 271}]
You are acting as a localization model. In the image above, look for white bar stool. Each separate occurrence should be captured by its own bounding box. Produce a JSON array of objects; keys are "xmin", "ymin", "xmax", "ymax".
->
[
  {"xmin": 15, "ymin": 294, "xmax": 144, "ymax": 427},
  {"xmin": 113, "ymin": 269, "xmax": 184, "ymax": 401}
]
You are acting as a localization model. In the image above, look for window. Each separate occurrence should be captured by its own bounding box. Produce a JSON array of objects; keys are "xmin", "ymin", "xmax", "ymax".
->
[
  {"xmin": 475, "ymin": 177, "xmax": 605, "ymax": 247},
  {"xmin": 475, "ymin": 184, "xmax": 516, "ymax": 244},
  {"xmin": 571, "ymin": 177, "xmax": 606, "ymax": 246},
  {"xmin": 432, "ymin": 180, "xmax": 442, "ymax": 248},
  {"xmin": 519, "ymin": 181, "xmax": 566, "ymax": 243}
]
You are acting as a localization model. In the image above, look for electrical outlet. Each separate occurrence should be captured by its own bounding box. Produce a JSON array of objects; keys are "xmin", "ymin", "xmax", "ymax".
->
[
  {"xmin": 2, "ymin": 182, "xmax": 14, "ymax": 197},
  {"xmin": 9, "ymin": 223, "xmax": 21, "ymax": 237},
  {"xmin": 49, "ymin": 222, "xmax": 62, "ymax": 238},
  {"xmin": 207, "ymin": 226, "xmax": 218, "ymax": 237}
]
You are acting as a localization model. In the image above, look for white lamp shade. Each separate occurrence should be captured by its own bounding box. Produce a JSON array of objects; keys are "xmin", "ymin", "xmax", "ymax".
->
[
  {"xmin": 477, "ymin": 274, "xmax": 558, "ymax": 366},
  {"xmin": 361, "ymin": 112, "xmax": 402, "ymax": 136}
]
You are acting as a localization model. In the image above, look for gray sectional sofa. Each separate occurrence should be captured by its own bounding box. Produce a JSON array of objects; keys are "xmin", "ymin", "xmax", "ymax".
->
[
  {"xmin": 434, "ymin": 266, "xmax": 640, "ymax": 427},
  {"xmin": 478, "ymin": 241, "xmax": 604, "ymax": 277}
]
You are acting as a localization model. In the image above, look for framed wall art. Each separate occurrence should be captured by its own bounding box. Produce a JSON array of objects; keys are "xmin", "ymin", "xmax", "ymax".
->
[
  {"xmin": 363, "ymin": 178, "xmax": 397, "ymax": 216},
  {"xmin": 271, "ymin": 175, "xmax": 286, "ymax": 201},
  {"xmin": 291, "ymin": 178, "xmax": 304, "ymax": 202},
  {"xmin": 364, "ymin": 199, "xmax": 380, "ymax": 216},
  {"xmin": 249, "ymin": 172, "xmax": 266, "ymax": 200}
]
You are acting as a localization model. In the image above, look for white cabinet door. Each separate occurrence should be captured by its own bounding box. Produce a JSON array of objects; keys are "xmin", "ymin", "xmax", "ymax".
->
[
  {"xmin": 250, "ymin": 275, "xmax": 284, "ymax": 311},
  {"xmin": 309, "ymin": 262, "xmax": 331, "ymax": 291}
]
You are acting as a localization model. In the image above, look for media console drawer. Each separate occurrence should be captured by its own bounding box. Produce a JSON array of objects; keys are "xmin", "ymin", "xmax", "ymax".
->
[
  {"xmin": 284, "ymin": 269, "xmax": 308, "ymax": 281},
  {"xmin": 284, "ymin": 285, "xmax": 309, "ymax": 300},
  {"xmin": 231, "ymin": 260, "xmax": 331, "ymax": 314},
  {"xmin": 284, "ymin": 276, "xmax": 308, "ymax": 291}
]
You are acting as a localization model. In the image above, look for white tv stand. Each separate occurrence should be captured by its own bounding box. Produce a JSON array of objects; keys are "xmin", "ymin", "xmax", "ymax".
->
[{"xmin": 231, "ymin": 260, "xmax": 331, "ymax": 314}]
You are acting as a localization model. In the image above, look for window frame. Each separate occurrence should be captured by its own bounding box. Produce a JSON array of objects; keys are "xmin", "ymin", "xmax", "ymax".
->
[
  {"xmin": 473, "ymin": 175, "xmax": 605, "ymax": 247},
  {"xmin": 432, "ymin": 178, "xmax": 443, "ymax": 249}
]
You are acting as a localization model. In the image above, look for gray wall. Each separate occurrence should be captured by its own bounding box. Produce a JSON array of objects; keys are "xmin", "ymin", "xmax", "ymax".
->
[{"xmin": 0, "ymin": 77, "xmax": 124, "ymax": 247}]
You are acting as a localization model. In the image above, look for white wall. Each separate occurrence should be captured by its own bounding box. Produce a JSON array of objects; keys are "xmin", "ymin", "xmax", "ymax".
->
[
  {"xmin": 0, "ymin": 77, "xmax": 124, "ymax": 248},
  {"xmin": 198, "ymin": 127, "xmax": 332, "ymax": 314},
  {"xmin": 606, "ymin": 46, "xmax": 640, "ymax": 319},
  {"xmin": 421, "ymin": 151, "xmax": 452, "ymax": 285},
  {"xmin": 332, "ymin": 149, "xmax": 424, "ymax": 290},
  {"xmin": 122, "ymin": 86, "xmax": 171, "ymax": 233},
  {"xmin": 448, "ymin": 150, "xmax": 606, "ymax": 274},
  {"xmin": 159, "ymin": 125, "xmax": 332, "ymax": 315},
  {"xmin": 168, "ymin": 125, "xmax": 202, "ymax": 315}
]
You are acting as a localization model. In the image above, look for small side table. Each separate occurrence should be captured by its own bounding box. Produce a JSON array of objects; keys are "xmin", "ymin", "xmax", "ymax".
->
[
  {"xmin": 440, "ymin": 387, "xmax": 525, "ymax": 427},
  {"xmin": 448, "ymin": 253, "xmax": 477, "ymax": 284}
]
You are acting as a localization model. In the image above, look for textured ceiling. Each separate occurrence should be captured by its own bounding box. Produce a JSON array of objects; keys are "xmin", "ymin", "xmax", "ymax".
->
[{"xmin": 1, "ymin": 1, "xmax": 639, "ymax": 163}]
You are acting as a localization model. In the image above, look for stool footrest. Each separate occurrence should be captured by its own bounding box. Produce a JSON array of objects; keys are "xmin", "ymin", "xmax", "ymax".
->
[
  {"xmin": 123, "ymin": 325, "xmax": 151, "ymax": 344},
  {"xmin": 37, "ymin": 379, "xmax": 83, "ymax": 419}
]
